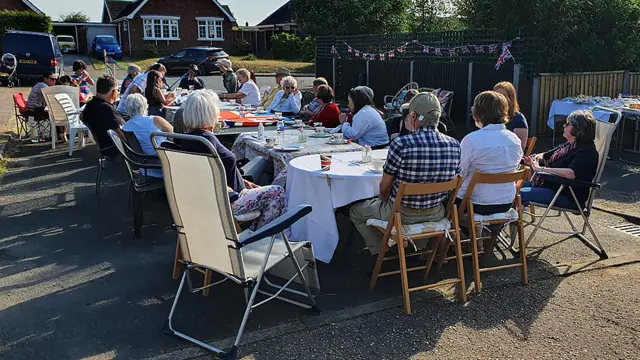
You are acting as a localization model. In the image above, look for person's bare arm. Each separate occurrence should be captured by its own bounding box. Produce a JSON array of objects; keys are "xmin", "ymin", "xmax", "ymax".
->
[
  {"xmin": 379, "ymin": 173, "xmax": 394, "ymax": 201},
  {"xmin": 514, "ymin": 128, "xmax": 528, "ymax": 150},
  {"xmin": 153, "ymin": 116, "xmax": 173, "ymax": 132}
]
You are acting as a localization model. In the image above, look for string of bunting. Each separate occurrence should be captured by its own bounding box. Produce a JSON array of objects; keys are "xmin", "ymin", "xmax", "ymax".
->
[{"xmin": 330, "ymin": 37, "xmax": 520, "ymax": 70}]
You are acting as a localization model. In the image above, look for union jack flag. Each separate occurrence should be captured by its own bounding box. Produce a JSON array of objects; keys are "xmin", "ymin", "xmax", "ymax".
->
[
  {"xmin": 449, "ymin": 49, "xmax": 456, "ymax": 56},
  {"xmin": 423, "ymin": 47, "xmax": 429, "ymax": 54},
  {"xmin": 379, "ymin": 53, "xmax": 385, "ymax": 61},
  {"xmin": 347, "ymin": 46, "xmax": 353, "ymax": 53},
  {"xmin": 355, "ymin": 50, "xmax": 360, "ymax": 57},
  {"xmin": 388, "ymin": 51, "xmax": 395, "ymax": 58},
  {"xmin": 474, "ymin": 45, "xmax": 484, "ymax": 53},
  {"xmin": 397, "ymin": 47, "xmax": 405, "ymax": 53},
  {"xmin": 331, "ymin": 46, "xmax": 337, "ymax": 55},
  {"xmin": 495, "ymin": 45, "xmax": 514, "ymax": 70},
  {"xmin": 434, "ymin": 48, "xmax": 442, "ymax": 56}
]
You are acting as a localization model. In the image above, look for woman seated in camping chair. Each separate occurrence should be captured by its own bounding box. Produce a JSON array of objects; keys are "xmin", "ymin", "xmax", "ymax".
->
[
  {"xmin": 179, "ymin": 90, "xmax": 288, "ymax": 231},
  {"xmin": 521, "ymin": 110, "xmax": 599, "ymax": 209}
]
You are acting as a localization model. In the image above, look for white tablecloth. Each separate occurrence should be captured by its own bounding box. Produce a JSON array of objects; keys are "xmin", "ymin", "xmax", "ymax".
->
[
  {"xmin": 547, "ymin": 100, "xmax": 613, "ymax": 129},
  {"xmin": 286, "ymin": 150, "xmax": 388, "ymax": 263}
]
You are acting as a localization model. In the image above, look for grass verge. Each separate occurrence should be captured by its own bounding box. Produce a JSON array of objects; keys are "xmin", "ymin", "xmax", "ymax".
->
[{"xmin": 93, "ymin": 55, "xmax": 314, "ymax": 74}]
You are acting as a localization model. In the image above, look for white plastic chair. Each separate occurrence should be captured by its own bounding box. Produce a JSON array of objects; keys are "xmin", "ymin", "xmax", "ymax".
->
[
  {"xmin": 150, "ymin": 132, "xmax": 320, "ymax": 359},
  {"xmin": 42, "ymin": 85, "xmax": 80, "ymax": 149},
  {"xmin": 260, "ymin": 85, "xmax": 271, "ymax": 99},
  {"xmin": 53, "ymin": 93, "xmax": 92, "ymax": 156}
]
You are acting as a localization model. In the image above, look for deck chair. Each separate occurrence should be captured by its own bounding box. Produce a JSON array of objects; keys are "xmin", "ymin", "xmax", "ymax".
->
[
  {"xmin": 440, "ymin": 170, "xmax": 528, "ymax": 293},
  {"xmin": 42, "ymin": 85, "xmax": 79, "ymax": 149},
  {"xmin": 383, "ymin": 82, "xmax": 419, "ymax": 113},
  {"xmin": 151, "ymin": 133, "xmax": 319, "ymax": 359},
  {"xmin": 523, "ymin": 107, "xmax": 622, "ymax": 259},
  {"xmin": 525, "ymin": 137, "xmax": 537, "ymax": 157},
  {"xmin": 366, "ymin": 176, "xmax": 467, "ymax": 315},
  {"xmin": 12, "ymin": 93, "xmax": 29, "ymax": 139},
  {"xmin": 53, "ymin": 93, "xmax": 92, "ymax": 156}
]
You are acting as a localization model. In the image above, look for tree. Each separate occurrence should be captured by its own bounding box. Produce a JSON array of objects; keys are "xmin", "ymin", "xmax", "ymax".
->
[
  {"xmin": 455, "ymin": 0, "xmax": 640, "ymax": 72},
  {"xmin": 60, "ymin": 12, "xmax": 89, "ymax": 23},
  {"xmin": 291, "ymin": 0, "xmax": 412, "ymax": 36},
  {"xmin": 405, "ymin": 0, "xmax": 464, "ymax": 33}
]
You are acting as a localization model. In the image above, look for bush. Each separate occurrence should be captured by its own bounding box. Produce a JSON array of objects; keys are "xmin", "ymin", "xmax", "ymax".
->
[
  {"xmin": 143, "ymin": 44, "xmax": 159, "ymax": 58},
  {"xmin": 242, "ymin": 53, "xmax": 258, "ymax": 61},
  {"xmin": 0, "ymin": 10, "xmax": 52, "ymax": 43},
  {"xmin": 300, "ymin": 37, "xmax": 316, "ymax": 62},
  {"xmin": 232, "ymin": 38, "xmax": 252, "ymax": 55},
  {"xmin": 271, "ymin": 33, "xmax": 302, "ymax": 60}
]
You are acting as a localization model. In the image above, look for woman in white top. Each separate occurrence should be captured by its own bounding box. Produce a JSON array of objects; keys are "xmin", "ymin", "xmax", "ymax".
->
[
  {"xmin": 218, "ymin": 68, "xmax": 261, "ymax": 106},
  {"xmin": 121, "ymin": 93, "xmax": 173, "ymax": 178},
  {"xmin": 337, "ymin": 87, "xmax": 389, "ymax": 147},
  {"xmin": 456, "ymin": 90, "xmax": 523, "ymax": 215},
  {"xmin": 266, "ymin": 76, "xmax": 302, "ymax": 114}
]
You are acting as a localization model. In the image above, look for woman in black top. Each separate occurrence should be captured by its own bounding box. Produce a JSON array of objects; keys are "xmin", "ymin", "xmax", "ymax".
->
[
  {"xmin": 178, "ymin": 90, "xmax": 288, "ymax": 231},
  {"xmin": 521, "ymin": 110, "xmax": 599, "ymax": 209},
  {"xmin": 494, "ymin": 81, "xmax": 528, "ymax": 149},
  {"xmin": 145, "ymin": 70, "xmax": 175, "ymax": 116}
]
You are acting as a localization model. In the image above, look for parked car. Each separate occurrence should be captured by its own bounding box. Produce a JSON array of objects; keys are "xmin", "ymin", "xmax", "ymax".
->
[
  {"xmin": 1, "ymin": 30, "xmax": 63, "ymax": 81},
  {"xmin": 92, "ymin": 35, "xmax": 123, "ymax": 59},
  {"xmin": 158, "ymin": 47, "xmax": 229, "ymax": 75},
  {"xmin": 56, "ymin": 35, "xmax": 77, "ymax": 53}
]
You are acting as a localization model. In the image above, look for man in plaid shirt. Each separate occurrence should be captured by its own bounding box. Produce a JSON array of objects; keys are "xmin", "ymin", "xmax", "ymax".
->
[{"xmin": 350, "ymin": 92, "xmax": 461, "ymax": 258}]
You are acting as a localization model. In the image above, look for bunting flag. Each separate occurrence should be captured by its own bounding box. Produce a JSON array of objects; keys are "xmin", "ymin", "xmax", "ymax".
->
[
  {"xmin": 336, "ymin": 37, "xmax": 520, "ymax": 69},
  {"xmin": 495, "ymin": 45, "xmax": 514, "ymax": 70}
]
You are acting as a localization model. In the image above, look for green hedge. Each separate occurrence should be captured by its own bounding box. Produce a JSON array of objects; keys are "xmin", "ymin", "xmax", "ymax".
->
[
  {"xmin": 0, "ymin": 10, "xmax": 52, "ymax": 42},
  {"xmin": 271, "ymin": 33, "xmax": 315, "ymax": 62}
]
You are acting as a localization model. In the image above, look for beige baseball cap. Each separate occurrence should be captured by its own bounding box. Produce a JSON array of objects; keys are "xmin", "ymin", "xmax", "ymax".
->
[
  {"xmin": 276, "ymin": 67, "xmax": 291, "ymax": 77},
  {"xmin": 218, "ymin": 58, "xmax": 233, "ymax": 72},
  {"xmin": 409, "ymin": 92, "xmax": 442, "ymax": 121}
]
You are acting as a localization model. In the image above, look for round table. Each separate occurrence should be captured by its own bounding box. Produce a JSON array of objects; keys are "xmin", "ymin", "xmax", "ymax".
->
[{"xmin": 286, "ymin": 150, "xmax": 388, "ymax": 263}]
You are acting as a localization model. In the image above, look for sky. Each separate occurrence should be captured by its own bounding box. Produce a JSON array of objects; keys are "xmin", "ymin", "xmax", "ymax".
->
[{"xmin": 29, "ymin": 0, "xmax": 290, "ymax": 25}]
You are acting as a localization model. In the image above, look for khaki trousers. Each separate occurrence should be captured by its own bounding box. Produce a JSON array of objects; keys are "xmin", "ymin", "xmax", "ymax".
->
[{"xmin": 349, "ymin": 198, "xmax": 445, "ymax": 255}]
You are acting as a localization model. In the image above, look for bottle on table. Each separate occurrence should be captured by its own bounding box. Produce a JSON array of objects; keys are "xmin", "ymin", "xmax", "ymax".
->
[
  {"xmin": 277, "ymin": 120, "xmax": 285, "ymax": 144},
  {"xmin": 257, "ymin": 122, "xmax": 265, "ymax": 141}
]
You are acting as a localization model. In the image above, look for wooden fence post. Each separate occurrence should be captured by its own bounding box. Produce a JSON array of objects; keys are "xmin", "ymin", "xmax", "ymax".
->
[
  {"xmin": 530, "ymin": 76, "xmax": 540, "ymax": 136},
  {"xmin": 513, "ymin": 64, "xmax": 521, "ymax": 93},
  {"xmin": 623, "ymin": 70, "xmax": 630, "ymax": 94},
  {"xmin": 410, "ymin": 61, "xmax": 414, "ymax": 83},
  {"xmin": 332, "ymin": 57, "xmax": 336, "ymax": 90},
  {"xmin": 466, "ymin": 62, "xmax": 474, "ymax": 131},
  {"xmin": 366, "ymin": 60, "xmax": 370, "ymax": 86}
]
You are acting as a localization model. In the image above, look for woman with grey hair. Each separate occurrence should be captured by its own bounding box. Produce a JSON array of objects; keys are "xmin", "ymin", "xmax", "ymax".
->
[
  {"xmin": 179, "ymin": 90, "xmax": 288, "ymax": 230},
  {"xmin": 266, "ymin": 75, "xmax": 302, "ymax": 114},
  {"xmin": 122, "ymin": 93, "xmax": 173, "ymax": 177},
  {"xmin": 522, "ymin": 109, "xmax": 599, "ymax": 208},
  {"xmin": 121, "ymin": 64, "xmax": 141, "ymax": 94}
]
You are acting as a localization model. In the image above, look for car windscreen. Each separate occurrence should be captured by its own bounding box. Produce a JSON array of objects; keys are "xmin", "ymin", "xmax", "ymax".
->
[
  {"xmin": 207, "ymin": 50, "xmax": 226, "ymax": 57},
  {"xmin": 96, "ymin": 37, "xmax": 118, "ymax": 45},
  {"xmin": 58, "ymin": 36, "xmax": 74, "ymax": 42},
  {"xmin": 2, "ymin": 33, "xmax": 53, "ymax": 57}
]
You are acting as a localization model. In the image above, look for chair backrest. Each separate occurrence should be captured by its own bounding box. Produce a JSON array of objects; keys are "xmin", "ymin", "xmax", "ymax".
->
[
  {"xmin": 458, "ymin": 170, "xmax": 526, "ymax": 216},
  {"xmin": 393, "ymin": 176, "xmax": 463, "ymax": 219},
  {"xmin": 53, "ymin": 93, "xmax": 84, "ymax": 128},
  {"xmin": 13, "ymin": 93, "xmax": 26, "ymax": 113},
  {"xmin": 586, "ymin": 107, "xmax": 622, "ymax": 210},
  {"xmin": 525, "ymin": 137, "xmax": 537, "ymax": 157},
  {"xmin": 42, "ymin": 86, "xmax": 79, "ymax": 126},
  {"xmin": 106, "ymin": 129, "xmax": 153, "ymax": 182},
  {"xmin": 151, "ymin": 132, "xmax": 244, "ymax": 277},
  {"xmin": 122, "ymin": 129, "xmax": 144, "ymax": 154}
]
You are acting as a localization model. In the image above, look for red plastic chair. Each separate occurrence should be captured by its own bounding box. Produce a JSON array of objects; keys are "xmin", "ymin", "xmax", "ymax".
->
[{"xmin": 13, "ymin": 93, "xmax": 29, "ymax": 139}]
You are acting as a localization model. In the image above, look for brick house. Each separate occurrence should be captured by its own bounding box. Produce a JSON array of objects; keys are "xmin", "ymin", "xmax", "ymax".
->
[
  {"xmin": 104, "ymin": 0, "xmax": 237, "ymax": 57},
  {"xmin": 0, "ymin": 0, "xmax": 44, "ymax": 14}
]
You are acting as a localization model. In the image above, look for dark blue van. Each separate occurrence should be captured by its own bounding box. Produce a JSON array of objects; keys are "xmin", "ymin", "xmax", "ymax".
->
[{"xmin": 2, "ymin": 30, "xmax": 64, "ymax": 81}]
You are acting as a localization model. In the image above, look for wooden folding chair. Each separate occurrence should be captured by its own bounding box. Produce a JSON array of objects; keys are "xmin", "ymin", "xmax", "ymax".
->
[
  {"xmin": 439, "ymin": 170, "xmax": 528, "ymax": 293},
  {"xmin": 367, "ymin": 176, "xmax": 466, "ymax": 315},
  {"xmin": 525, "ymin": 137, "xmax": 537, "ymax": 157}
]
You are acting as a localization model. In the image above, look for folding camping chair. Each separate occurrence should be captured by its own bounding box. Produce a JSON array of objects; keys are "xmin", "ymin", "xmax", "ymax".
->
[
  {"xmin": 523, "ymin": 107, "xmax": 622, "ymax": 259},
  {"xmin": 12, "ymin": 93, "xmax": 29, "ymax": 139},
  {"xmin": 383, "ymin": 82, "xmax": 419, "ymax": 115},
  {"xmin": 366, "ymin": 176, "xmax": 467, "ymax": 315},
  {"xmin": 438, "ymin": 170, "xmax": 528, "ymax": 293},
  {"xmin": 151, "ymin": 133, "xmax": 319, "ymax": 359}
]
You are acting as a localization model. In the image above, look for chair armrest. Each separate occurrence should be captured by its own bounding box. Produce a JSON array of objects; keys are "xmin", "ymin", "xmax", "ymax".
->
[
  {"xmin": 537, "ymin": 172, "xmax": 601, "ymax": 189},
  {"xmin": 383, "ymin": 95, "xmax": 394, "ymax": 103},
  {"xmin": 238, "ymin": 205, "xmax": 312, "ymax": 247}
]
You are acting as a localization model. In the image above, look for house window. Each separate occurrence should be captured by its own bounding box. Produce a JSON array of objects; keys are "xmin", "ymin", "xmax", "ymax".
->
[
  {"xmin": 196, "ymin": 17, "xmax": 224, "ymax": 41},
  {"xmin": 123, "ymin": 21, "xmax": 128, "ymax": 32},
  {"xmin": 142, "ymin": 16, "xmax": 180, "ymax": 40}
]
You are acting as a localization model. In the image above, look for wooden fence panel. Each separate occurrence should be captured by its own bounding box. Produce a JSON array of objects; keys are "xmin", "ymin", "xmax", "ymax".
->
[
  {"xmin": 536, "ymin": 71, "xmax": 625, "ymax": 135},
  {"xmin": 628, "ymin": 73, "xmax": 640, "ymax": 95}
]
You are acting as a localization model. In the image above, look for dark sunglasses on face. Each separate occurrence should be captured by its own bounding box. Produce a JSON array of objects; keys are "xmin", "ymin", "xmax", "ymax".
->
[{"xmin": 284, "ymin": 86, "xmax": 295, "ymax": 90}]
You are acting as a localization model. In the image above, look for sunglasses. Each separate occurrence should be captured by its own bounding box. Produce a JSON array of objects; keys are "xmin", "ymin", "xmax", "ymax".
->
[{"xmin": 284, "ymin": 86, "xmax": 295, "ymax": 90}]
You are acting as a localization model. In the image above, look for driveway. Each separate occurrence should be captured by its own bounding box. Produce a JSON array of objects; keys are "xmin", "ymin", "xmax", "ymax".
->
[{"xmin": 1, "ymin": 138, "xmax": 640, "ymax": 359}]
